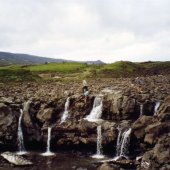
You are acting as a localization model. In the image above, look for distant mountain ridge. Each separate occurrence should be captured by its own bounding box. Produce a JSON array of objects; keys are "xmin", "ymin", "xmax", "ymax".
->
[{"xmin": 0, "ymin": 51, "xmax": 105, "ymax": 65}]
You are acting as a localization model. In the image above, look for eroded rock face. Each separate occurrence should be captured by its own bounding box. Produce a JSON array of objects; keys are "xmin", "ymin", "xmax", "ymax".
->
[
  {"xmin": 0, "ymin": 103, "xmax": 18, "ymax": 149},
  {"xmin": 68, "ymin": 95, "xmax": 94, "ymax": 121},
  {"xmin": 133, "ymin": 95, "xmax": 170, "ymax": 170},
  {"xmin": 98, "ymin": 163, "xmax": 116, "ymax": 170},
  {"xmin": 48, "ymin": 119, "xmax": 118, "ymax": 153},
  {"xmin": 103, "ymin": 91, "xmax": 138, "ymax": 120},
  {"xmin": 0, "ymin": 76, "xmax": 169, "ymax": 169},
  {"xmin": 138, "ymin": 135, "xmax": 170, "ymax": 170},
  {"xmin": 21, "ymin": 101, "xmax": 42, "ymax": 149}
]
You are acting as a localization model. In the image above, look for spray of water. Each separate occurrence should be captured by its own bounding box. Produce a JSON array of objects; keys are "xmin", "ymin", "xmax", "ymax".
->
[
  {"xmin": 154, "ymin": 102, "xmax": 160, "ymax": 116},
  {"xmin": 17, "ymin": 101, "xmax": 31, "ymax": 155},
  {"xmin": 85, "ymin": 96, "xmax": 103, "ymax": 122},
  {"xmin": 61, "ymin": 97, "xmax": 70, "ymax": 123},
  {"xmin": 91, "ymin": 125, "xmax": 104, "ymax": 159},
  {"xmin": 114, "ymin": 127, "xmax": 132, "ymax": 160},
  {"xmin": 42, "ymin": 127, "xmax": 55, "ymax": 156},
  {"xmin": 17, "ymin": 109, "xmax": 26, "ymax": 155}
]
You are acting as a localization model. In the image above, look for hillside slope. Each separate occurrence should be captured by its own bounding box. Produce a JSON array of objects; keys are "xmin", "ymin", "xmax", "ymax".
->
[
  {"xmin": 0, "ymin": 51, "xmax": 68, "ymax": 65},
  {"xmin": 0, "ymin": 51, "xmax": 104, "ymax": 65},
  {"xmin": 0, "ymin": 61, "xmax": 169, "ymax": 82}
]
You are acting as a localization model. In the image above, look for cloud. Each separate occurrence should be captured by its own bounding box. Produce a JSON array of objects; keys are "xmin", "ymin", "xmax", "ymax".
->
[{"xmin": 0, "ymin": 0, "xmax": 169, "ymax": 62}]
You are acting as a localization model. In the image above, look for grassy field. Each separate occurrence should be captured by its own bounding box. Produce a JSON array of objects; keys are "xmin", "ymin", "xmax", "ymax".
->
[{"xmin": 0, "ymin": 61, "xmax": 169, "ymax": 82}]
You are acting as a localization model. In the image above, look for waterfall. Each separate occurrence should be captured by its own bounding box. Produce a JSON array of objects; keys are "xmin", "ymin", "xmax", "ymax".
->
[
  {"xmin": 114, "ymin": 127, "xmax": 132, "ymax": 160},
  {"xmin": 17, "ymin": 101, "xmax": 31, "ymax": 155},
  {"xmin": 154, "ymin": 101, "xmax": 160, "ymax": 116},
  {"xmin": 92, "ymin": 125, "xmax": 104, "ymax": 159},
  {"xmin": 85, "ymin": 96, "xmax": 103, "ymax": 122},
  {"xmin": 140, "ymin": 104, "xmax": 143, "ymax": 116},
  {"xmin": 116, "ymin": 126, "xmax": 123, "ymax": 157},
  {"xmin": 120, "ymin": 128, "xmax": 131, "ymax": 157},
  {"xmin": 17, "ymin": 109, "xmax": 26, "ymax": 155},
  {"xmin": 61, "ymin": 97, "xmax": 70, "ymax": 123},
  {"xmin": 42, "ymin": 127, "xmax": 55, "ymax": 156}
]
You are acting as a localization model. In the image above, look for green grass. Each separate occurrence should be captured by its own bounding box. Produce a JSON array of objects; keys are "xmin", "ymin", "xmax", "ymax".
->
[
  {"xmin": 96, "ymin": 61, "xmax": 142, "ymax": 77},
  {"xmin": 139, "ymin": 61, "xmax": 170, "ymax": 68},
  {"xmin": 22, "ymin": 62, "xmax": 88, "ymax": 73},
  {"xmin": 101, "ymin": 61, "xmax": 140, "ymax": 71},
  {"xmin": 0, "ymin": 68, "xmax": 41, "ymax": 82},
  {"xmin": 0, "ymin": 61, "xmax": 169, "ymax": 82}
]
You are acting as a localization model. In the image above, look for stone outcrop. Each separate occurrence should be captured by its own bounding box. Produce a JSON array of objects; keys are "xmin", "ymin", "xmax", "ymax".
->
[
  {"xmin": 0, "ymin": 75, "xmax": 169, "ymax": 169},
  {"xmin": 133, "ymin": 95, "xmax": 170, "ymax": 170},
  {"xmin": 0, "ymin": 103, "xmax": 18, "ymax": 149}
]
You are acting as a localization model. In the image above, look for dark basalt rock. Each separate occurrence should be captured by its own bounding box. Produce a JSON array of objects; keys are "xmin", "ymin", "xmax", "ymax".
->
[
  {"xmin": 0, "ymin": 103, "xmax": 18, "ymax": 150},
  {"xmin": 0, "ymin": 75, "xmax": 169, "ymax": 169}
]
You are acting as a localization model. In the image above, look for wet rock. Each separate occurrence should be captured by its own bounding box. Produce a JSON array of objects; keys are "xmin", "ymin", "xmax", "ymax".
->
[
  {"xmin": 143, "ymin": 100, "xmax": 155, "ymax": 116},
  {"xmin": 0, "ymin": 76, "xmax": 169, "ymax": 169},
  {"xmin": 144, "ymin": 122, "xmax": 170, "ymax": 145},
  {"xmin": 98, "ymin": 163, "xmax": 116, "ymax": 170},
  {"xmin": 136, "ymin": 96, "xmax": 170, "ymax": 169},
  {"xmin": 69, "ymin": 95, "xmax": 94, "ymax": 120},
  {"xmin": 132, "ymin": 116, "xmax": 154, "ymax": 139},
  {"xmin": 51, "ymin": 119, "xmax": 117, "ymax": 152},
  {"xmin": 139, "ymin": 135, "xmax": 170, "ymax": 170},
  {"xmin": 144, "ymin": 133, "xmax": 154, "ymax": 145},
  {"xmin": 0, "ymin": 103, "xmax": 17, "ymax": 149},
  {"xmin": 21, "ymin": 101, "xmax": 42, "ymax": 148},
  {"xmin": 157, "ymin": 95, "xmax": 170, "ymax": 124},
  {"xmin": 37, "ymin": 107, "xmax": 55, "ymax": 123},
  {"xmin": 153, "ymin": 135, "xmax": 170, "ymax": 165},
  {"xmin": 104, "ymin": 91, "xmax": 139, "ymax": 120},
  {"xmin": 1, "ymin": 151, "xmax": 33, "ymax": 166}
]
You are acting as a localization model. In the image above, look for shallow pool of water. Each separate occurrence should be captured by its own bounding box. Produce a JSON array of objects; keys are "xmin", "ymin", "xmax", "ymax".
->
[{"xmin": 0, "ymin": 152, "xmax": 106, "ymax": 170}]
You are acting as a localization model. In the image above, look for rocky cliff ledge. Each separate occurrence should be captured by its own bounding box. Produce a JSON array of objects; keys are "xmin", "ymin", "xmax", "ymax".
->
[{"xmin": 0, "ymin": 75, "xmax": 169, "ymax": 169}]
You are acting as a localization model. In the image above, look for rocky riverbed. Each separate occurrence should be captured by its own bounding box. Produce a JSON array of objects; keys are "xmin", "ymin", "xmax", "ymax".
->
[{"xmin": 0, "ymin": 75, "xmax": 169, "ymax": 170}]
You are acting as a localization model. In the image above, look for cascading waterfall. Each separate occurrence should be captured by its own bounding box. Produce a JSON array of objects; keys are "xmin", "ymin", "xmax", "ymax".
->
[
  {"xmin": 120, "ymin": 128, "xmax": 131, "ymax": 157},
  {"xmin": 17, "ymin": 101, "xmax": 31, "ymax": 155},
  {"xmin": 92, "ymin": 125, "xmax": 104, "ymax": 159},
  {"xmin": 17, "ymin": 109, "xmax": 26, "ymax": 155},
  {"xmin": 116, "ymin": 126, "xmax": 122, "ymax": 157},
  {"xmin": 61, "ymin": 97, "xmax": 70, "ymax": 123},
  {"xmin": 140, "ymin": 104, "xmax": 143, "ymax": 116},
  {"xmin": 85, "ymin": 96, "xmax": 103, "ymax": 122},
  {"xmin": 42, "ymin": 127, "xmax": 55, "ymax": 156},
  {"xmin": 154, "ymin": 101, "xmax": 160, "ymax": 116},
  {"xmin": 114, "ymin": 127, "xmax": 132, "ymax": 160}
]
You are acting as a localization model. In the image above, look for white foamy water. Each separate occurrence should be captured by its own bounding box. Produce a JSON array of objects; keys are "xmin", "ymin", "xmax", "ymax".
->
[
  {"xmin": 61, "ymin": 97, "xmax": 70, "ymax": 123},
  {"xmin": 17, "ymin": 101, "xmax": 31, "ymax": 155},
  {"xmin": 91, "ymin": 125, "xmax": 104, "ymax": 159},
  {"xmin": 120, "ymin": 128, "xmax": 131, "ymax": 157},
  {"xmin": 154, "ymin": 101, "xmax": 160, "ymax": 116},
  {"xmin": 116, "ymin": 126, "xmax": 122, "ymax": 157},
  {"xmin": 85, "ymin": 96, "xmax": 103, "ymax": 122},
  {"xmin": 114, "ymin": 127, "xmax": 132, "ymax": 160},
  {"xmin": 42, "ymin": 127, "xmax": 55, "ymax": 156},
  {"xmin": 17, "ymin": 109, "xmax": 26, "ymax": 155}
]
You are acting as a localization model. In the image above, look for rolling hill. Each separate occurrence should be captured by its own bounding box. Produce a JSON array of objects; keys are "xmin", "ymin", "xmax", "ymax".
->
[
  {"xmin": 0, "ymin": 51, "xmax": 104, "ymax": 65},
  {"xmin": 0, "ymin": 51, "xmax": 69, "ymax": 65}
]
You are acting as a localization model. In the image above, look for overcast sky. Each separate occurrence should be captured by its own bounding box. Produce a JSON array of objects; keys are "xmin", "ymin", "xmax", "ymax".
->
[{"xmin": 0, "ymin": 0, "xmax": 170, "ymax": 63}]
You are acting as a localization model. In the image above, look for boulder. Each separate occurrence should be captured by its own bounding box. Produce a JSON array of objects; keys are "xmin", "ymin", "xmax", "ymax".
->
[
  {"xmin": 132, "ymin": 116, "xmax": 154, "ymax": 139},
  {"xmin": 98, "ymin": 163, "xmax": 116, "ymax": 170},
  {"xmin": 37, "ymin": 107, "xmax": 54, "ymax": 123},
  {"xmin": 153, "ymin": 135, "xmax": 170, "ymax": 165},
  {"xmin": 104, "ymin": 91, "xmax": 138, "ymax": 120},
  {"xmin": 0, "ymin": 103, "xmax": 18, "ymax": 149},
  {"xmin": 139, "ymin": 135, "xmax": 170, "ymax": 170}
]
